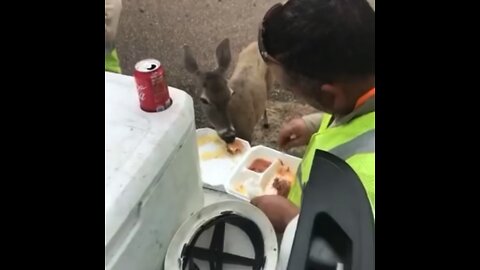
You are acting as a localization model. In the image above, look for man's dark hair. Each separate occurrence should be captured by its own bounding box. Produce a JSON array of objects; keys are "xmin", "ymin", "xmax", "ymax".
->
[{"xmin": 264, "ymin": 0, "xmax": 375, "ymax": 82}]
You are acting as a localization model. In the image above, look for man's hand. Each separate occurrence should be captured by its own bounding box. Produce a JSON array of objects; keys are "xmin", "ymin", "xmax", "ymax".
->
[
  {"xmin": 251, "ymin": 195, "xmax": 299, "ymax": 233},
  {"xmin": 278, "ymin": 118, "xmax": 313, "ymax": 150}
]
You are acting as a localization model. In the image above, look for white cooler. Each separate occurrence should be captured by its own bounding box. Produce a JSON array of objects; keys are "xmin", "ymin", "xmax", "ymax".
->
[{"xmin": 105, "ymin": 72, "xmax": 204, "ymax": 270}]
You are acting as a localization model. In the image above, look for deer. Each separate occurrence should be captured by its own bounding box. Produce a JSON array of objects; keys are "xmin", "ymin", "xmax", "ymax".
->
[{"xmin": 183, "ymin": 38, "xmax": 274, "ymax": 144}]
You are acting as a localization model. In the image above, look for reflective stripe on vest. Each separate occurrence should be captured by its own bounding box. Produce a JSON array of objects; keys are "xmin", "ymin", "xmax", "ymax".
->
[
  {"xmin": 329, "ymin": 129, "xmax": 375, "ymax": 160},
  {"xmin": 295, "ymin": 128, "xmax": 375, "ymax": 190}
]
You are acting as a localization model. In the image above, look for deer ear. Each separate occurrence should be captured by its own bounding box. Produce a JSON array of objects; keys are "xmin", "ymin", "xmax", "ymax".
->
[
  {"xmin": 215, "ymin": 38, "xmax": 231, "ymax": 74},
  {"xmin": 183, "ymin": 45, "xmax": 201, "ymax": 75}
]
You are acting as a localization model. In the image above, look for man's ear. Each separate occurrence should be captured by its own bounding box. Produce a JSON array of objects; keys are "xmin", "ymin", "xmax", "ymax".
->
[{"xmin": 319, "ymin": 83, "xmax": 336, "ymax": 94}]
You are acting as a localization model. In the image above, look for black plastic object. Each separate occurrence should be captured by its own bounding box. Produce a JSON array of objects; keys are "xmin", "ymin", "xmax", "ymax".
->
[
  {"xmin": 181, "ymin": 213, "xmax": 266, "ymax": 270},
  {"xmin": 287, "ymin": 150, "xmax": 375, "ymax": 270}
]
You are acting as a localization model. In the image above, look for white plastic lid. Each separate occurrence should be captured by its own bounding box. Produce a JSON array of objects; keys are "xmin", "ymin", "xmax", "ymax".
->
[{"xmin": 165, "ymin": 201, "xmax": 278, "ymax": 270}]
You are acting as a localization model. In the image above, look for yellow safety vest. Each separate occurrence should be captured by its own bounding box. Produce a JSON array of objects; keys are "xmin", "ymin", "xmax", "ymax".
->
[{"xmin": 288, "ymin": 112, "xmax": 375, "ymax": 216}]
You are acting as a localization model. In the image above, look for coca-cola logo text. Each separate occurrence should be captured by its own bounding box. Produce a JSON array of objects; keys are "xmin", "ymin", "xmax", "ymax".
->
[{"xmin": 136, "ymin": 84, "xmax": 147, "ymax": 101}]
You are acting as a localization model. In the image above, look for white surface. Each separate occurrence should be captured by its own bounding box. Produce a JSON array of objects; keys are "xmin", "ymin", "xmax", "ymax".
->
[
  {"xmin": 276, "ymin": 215, "xmax": 298, "ymax": 270},
  {"xmin": 203, "ymin": 188, "xmax": 239, "ymax": 206},
  {"xmin": 277, "ymin": 215, "xmax": 344, "ymax": 270},
  {"xmin": 196, "ymin": 128, "xmax": 250, "ymax": 191},
  {"xmin": 226, "ymin": 145, "xmax": 301, "ymax": 201},
  {"xmin": 105, "ymin": 71, "xmax": 192, "ymax": 244},
  {"xmin": 165, "ymin": 200, "xmax": 278, "ymax": 270},
  {"xmin": 105, "ymin": 72, "xmax": 204, "ymax": 270}
]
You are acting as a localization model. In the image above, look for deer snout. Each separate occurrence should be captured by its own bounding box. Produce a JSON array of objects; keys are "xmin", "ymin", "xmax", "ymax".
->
[{"xmin": 218, "ymin": 127, "xmax": 236, "ymax": 144}]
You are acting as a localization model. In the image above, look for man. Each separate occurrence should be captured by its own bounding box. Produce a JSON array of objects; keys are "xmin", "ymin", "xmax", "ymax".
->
[
  {"xmin": 251, "ymin": 0, "xmax": 375, "ymax": 267},
  {"xmin": 105, "ymin": 0, "xmax": 122, "ymax": 73}
]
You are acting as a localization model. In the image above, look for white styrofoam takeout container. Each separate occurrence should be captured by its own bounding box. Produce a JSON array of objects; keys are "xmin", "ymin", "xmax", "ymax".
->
[
  {"xmin": 225, "ymin": 145, "xmax": 302, "ymax": 201},
  {"xmin": 196, "ymin": 128, "xmax": 251, "ymax": 191}
]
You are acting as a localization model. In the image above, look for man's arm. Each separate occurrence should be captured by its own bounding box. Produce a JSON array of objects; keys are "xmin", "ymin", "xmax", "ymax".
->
[
  {"xmin": 251, "ymin": 195, "xmax": 299, "ymax": 233},
  {"xmin": 302, "ymin": 112, "xmax": 323, "ymax": 134}
]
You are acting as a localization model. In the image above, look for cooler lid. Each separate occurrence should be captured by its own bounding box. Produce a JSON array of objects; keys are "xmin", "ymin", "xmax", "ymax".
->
[
  {"xmin": 105, "ymin": 72, "xmax": 195, "ymax": 246},
  {"xmin": 165, "ymin": 201, "xmax": 278, "ymax": 270}
]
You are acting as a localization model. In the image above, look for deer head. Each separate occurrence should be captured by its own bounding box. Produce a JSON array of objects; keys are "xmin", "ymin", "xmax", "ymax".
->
[{"xmin": 184, "ymin": 38, "xmax": 237, "ymax": 143}]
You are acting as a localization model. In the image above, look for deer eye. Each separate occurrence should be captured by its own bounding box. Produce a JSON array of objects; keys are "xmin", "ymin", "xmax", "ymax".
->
[{"xmin": 200, "ymin": 97, "xmax": 210, "ymax": 105}]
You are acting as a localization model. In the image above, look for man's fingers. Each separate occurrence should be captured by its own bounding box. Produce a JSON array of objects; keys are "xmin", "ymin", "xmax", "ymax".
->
[{"xmin": 283, "ymin": 137, "xmax": 304, "ymax": 150}]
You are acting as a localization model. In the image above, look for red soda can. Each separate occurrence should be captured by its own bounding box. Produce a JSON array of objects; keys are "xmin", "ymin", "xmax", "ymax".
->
[{"xmin": 134, "ymin": 59, "xmax": 172, "ymax": 112}]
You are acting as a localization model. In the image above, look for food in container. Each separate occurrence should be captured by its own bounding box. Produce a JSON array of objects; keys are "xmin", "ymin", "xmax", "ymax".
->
[{"xmin": 247, "ymin": 158, "xmax": 272, "ymax": 173}]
